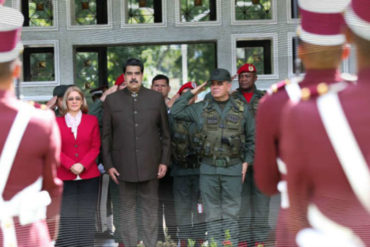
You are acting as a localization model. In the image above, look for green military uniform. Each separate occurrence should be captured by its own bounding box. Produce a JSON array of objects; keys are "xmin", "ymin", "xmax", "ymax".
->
[
  {"xmin": 232, "ymin": 86, "xmax": 271, "ymax": 246},
  {"xmin": 171, "ymin": 90, "xmax": 255, "ymax": 246},
  {"xmin": 89, "ymin": 98, "xmax": 122, "ymax": 243},
  {"xmin": 169, "ymin": 114, "xmax": 205, "ymax": 243}
]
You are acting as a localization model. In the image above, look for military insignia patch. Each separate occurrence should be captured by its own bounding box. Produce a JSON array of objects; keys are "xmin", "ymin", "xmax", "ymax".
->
[
  {"xmin": 227, "ymin": 114, "xmax": 239, "ymax": 123},
  {"xmin": 207, "ymin": 116, "xmax": 218, "ymax": 124}
]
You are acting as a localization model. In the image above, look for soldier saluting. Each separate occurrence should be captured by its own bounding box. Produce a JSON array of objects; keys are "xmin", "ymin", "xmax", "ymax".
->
[
  {"xmin": 171, "ymin": 68, "xmax": 255, "ymax": 246},
  {"xmin": 0, "ymin": 2, "xmax": 63, "ymax": 246},
  {"xmin": 232, "ymin": 64, "xmax": 269, "ymax": 247}
]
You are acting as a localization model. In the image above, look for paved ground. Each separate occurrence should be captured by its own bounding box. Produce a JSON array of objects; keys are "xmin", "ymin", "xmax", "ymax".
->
[{"xmin": 94, "ymin": 195, "xmax": 281, "ymax": 247}]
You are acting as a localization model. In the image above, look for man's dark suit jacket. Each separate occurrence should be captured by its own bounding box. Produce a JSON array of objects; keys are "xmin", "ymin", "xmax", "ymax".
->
[{"xmin": 102, "ymin": 86, "xmax": 171, "ymax": 182}]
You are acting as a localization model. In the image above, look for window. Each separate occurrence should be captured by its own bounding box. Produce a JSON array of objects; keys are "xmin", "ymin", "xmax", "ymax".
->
[
  {"xmin": 232, "ymin": 33, "xmax": 278, "ymax": 79},
  {"xmin": 236, "ymin": 40, "xmax": 272, "ymax": 74},
  {"xmin": 291, "ymin": 0, "xmax": 299, "ymax": 19},
  {"xmin": 292, "ymin": 36, "xmax": 304, "ymax": 74},
  {"xmin": 179, "ymin": 0, "xmax": 217, "ymax": 22},
  {"xmin": 23, "ymin": 47, "xmax": 55, "ymax": 82},
  {"xmin": 74, "ymin": 42, "xmax": 216, "ymax": 97},
  {"xmin": 287, "ymin": 0, "xmax": 300, "ymax": 23},
  {"xmin": 123, "ymin": 0, "xmax": 163, "ymax": 25},
  {"xmin": 21, "ymin": 0, "xmax": 54, "ymax": 27},
  {"xmin": 71, "ymin": 0, "xmax": 108, "ymax": 25},
  {"xmin": 235, "ymin": 0, "xmax": 272, "ymax": 21},
  {"xmin": 75, "ymin": 47, "xmax": 107, "ymax": 92}
]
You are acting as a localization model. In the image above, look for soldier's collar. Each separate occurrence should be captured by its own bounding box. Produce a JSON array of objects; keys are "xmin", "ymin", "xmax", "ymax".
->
[{"xmin": 238, "ymin": 85, "xmax": 257, "ymax": 93}]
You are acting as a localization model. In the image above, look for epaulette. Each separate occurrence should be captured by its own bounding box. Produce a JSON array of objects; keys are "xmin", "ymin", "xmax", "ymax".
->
[
  {"xmin": 301, "ymin": 83, "xmax": 329, "ymax": 101},
  {"xmin": 301, "ymin": 81, "xmax": 349, "ymax": 101},
  {"xmin": 232, "ymin": 98, "xmax": 245, "ymax": 112},
  {"xmin": 268, "ymin": 79, "xmax": 290, "ymax": 95},
  {"xmin": 341, "ymin": 73, "xmax": 357, "ymax": 84}
]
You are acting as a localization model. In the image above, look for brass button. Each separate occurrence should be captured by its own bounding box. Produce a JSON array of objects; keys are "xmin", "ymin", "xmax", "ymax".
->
[
  {"xmin": 74, "ymin": 144, "xmax": 78, "ymax": 148},
  {"xmin": 75, "ymin": 153, "xmax": 79, "ymax": 157},
  {"xmin": 4, "ymin": 220, "xmax": 12, "ymax": 229},
  {"xmin": 135, "ymin": 123, "xmax": 138, "ymax": 127}
]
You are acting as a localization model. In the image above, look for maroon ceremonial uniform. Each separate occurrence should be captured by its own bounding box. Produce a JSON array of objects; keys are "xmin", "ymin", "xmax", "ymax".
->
[
  {"xmin": 281, "ymin": 68, "xmax": 370, "ymax": 245},
  {"xmin": 0, "ymin": 90, "xmax": 63, "ymax": 247},
  {"xmin": 254, "ymin": 69, "xmax": 344, "ymax": 246}
]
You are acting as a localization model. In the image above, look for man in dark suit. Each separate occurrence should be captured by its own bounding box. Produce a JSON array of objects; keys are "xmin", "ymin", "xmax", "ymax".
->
[{"xmin": 103, "ymin": 58, "xmax": 171, "ymax": 247}]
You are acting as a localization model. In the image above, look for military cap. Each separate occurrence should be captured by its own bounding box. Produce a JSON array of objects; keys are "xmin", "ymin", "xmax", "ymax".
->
[
  {"xmin": 345, "ymin": 0, "xmax": 370, "ymax": 41},
  {"xmin": 0, "ymin": 4, "xmax": 24, "ymax": 63},
  {"xmin": 210, "ymin": 68, "xmax": 231, "ymax": 82},
  {"xmin": 237, "ymin": 64, "xmax": 257, "ymax": 74},
  {"xmin": 297, "ymin": 0, "xmax": 349, "ymax": 46},
  {"xmin": 53, "ymin": 85, "xmax": 71, "ymax": 98}
]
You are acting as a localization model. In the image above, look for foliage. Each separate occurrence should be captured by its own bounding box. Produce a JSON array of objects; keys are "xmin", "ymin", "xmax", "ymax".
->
[
  {"xmin": 128, "ymin": 0, "xmax": 155, "ymax": 24},
  {"xmin": 188, "ymin": 239, "xmax": 196, "ymax": 247},
  {"xmin": 235, "ymin": 0, "xmax": 272, "ymax": 20},
  {"xmin": 222, "ymin": 229, "xmax": 232, "ymax": 247},
  {"xmin": 236, "ymin": 46, "xmax": 265, "ymax": 74},
  {"xmin": 28, "ymin": 0, "xmax": 53, "ymax": 26},
  {"xmin": 180, "ymin": 0, "xmax": 212, "ymax": 22},
  {"xmin": 107, "ymin": 43, "xmax": 216, "ymax": 95},
  {"xmin": 30, "ymin": 52, "xmax": 55, "ymax": 81},
  {"xmin": 74, "ymin": 0, "xmax": 98, "ymax": 25}
]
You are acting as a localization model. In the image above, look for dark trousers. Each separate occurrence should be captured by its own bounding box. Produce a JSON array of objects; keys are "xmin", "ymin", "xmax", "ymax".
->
[
  {"xmin": 120, "ymin": 179, "xmax": 159, "ymax": 247},
  {"xmin": 109, "ymin": 178, "xmax": 122, "ymax": 243},
  {"xmin": 173, "ymin": 175, "xmax": 205, "ymax": 241},
  {"xmin": 56, "ymin": 177, "xmax": 99, "ymax": 247},
  {"xmin": 158, "ymin": 173, "xmax": 178, "ymax": 242},
  {"xmin": 200, "ymin": 174, "xmax": 242, "ymax": 247},
  {"xmin": 239, "ymin": 167, "xmax": 271, "ymax": 245}
]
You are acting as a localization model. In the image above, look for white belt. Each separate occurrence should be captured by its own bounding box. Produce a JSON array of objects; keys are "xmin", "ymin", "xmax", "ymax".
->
[
  {"xmin": 296, "ymin": 204, "xmax": 365, "ymax": 247},
  {"xmin": 0, "ymin": 178, "xmax": 51, "ymax": 247},
  {"xmin": 276, "ymin": 158, "xmax": 290, "ymax": 208}
]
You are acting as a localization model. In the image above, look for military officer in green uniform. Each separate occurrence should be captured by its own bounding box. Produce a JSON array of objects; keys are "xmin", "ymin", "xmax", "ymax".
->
[
  {"xmin": 232, "ymin": 64, "xmax": 270, "ymax": 247},
  {"xmin": 171, "ymin": 68, "xmax": 255, "ymax": 246},
  {"xmin": 170, "ymin": 82, "xmax": 205, "ymax": 246}
]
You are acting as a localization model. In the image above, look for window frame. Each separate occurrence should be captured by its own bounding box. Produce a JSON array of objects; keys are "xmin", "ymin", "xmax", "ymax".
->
[
  {"xmin": 286, "ymin": 0, "xmax": 300, "ymax": 24},
  {"xmin": 74, "ymin": 46, "xmax": 108, "ymax": 88},
  {"xmin": 231, "ymin": 0, "xmax": 277, "ymax": 25},
  {"xmin": 66, "ymin": 0, "xmax": 113, "ymax": 30},
  {"xmin": 120, "ymin": 0, "xmax": 167, "ymax": 28},
  {"xmin": 21, "ymin": 40, "xmax": 60, "ymax": 87},
  {"xmin": 13, "ymin": 0, "xmax": 59, "ymax": 31},
  {"xmin": 175, "ymin": 0, "xmax": 221, "ymax": 27},
  {"xmin": 231, "ymin": 33, "xmax": 279, "ymax": 80}
]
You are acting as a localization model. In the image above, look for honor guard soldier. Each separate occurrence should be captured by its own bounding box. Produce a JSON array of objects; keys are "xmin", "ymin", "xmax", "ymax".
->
[
  {"xmin": 281, "ymin": 0, "xmax": 370, "ymax": 245},
  {"xmin": 232, "ymin": 63, "xmax": 269, "ymax": 247},
  {"xmin": 170, "ymin": 82, "xmax": 205, "ymax": 247},
  {"xmin": 171, "ymin": 69, "xmax": 255, "ymax": 246},
  {"xmin": 0, "ymin": 3, "xmax": 63, "ymax": 247},
  {"xmin": 253, "ymin": 0, "xmax": 351, "ymax": 245}
]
